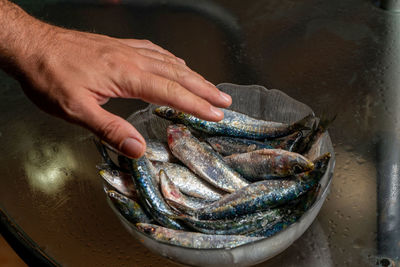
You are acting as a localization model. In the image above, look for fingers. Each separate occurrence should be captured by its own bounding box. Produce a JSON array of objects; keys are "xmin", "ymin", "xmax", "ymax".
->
[
  {"xmin": 116, "ymin": 39, "xmax": 231, "ymax": 110},
  {"xmin": 135, "ymin": 48, "xmax": 184, "ymax": 66},
  {"xmin": 137, "ymin": 57, "xmax": 232, "ymax": 109},
  {"xmin": 79, "ymin": 100, "xmax": 146, "ymax": 158},
  {"xmin": 117, "ymin": 38, "xmax": 185, "ymax": 64},
  {"xmin": 136, "ymin": 72, "xmax": 225, "ymax": 122}
]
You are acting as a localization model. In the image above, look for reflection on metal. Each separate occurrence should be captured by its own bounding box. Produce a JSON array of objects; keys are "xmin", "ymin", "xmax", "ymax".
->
[
  {"xmin": 376, "ymin": 6, "xmax": 400, "ymax": 262},
  {"xmin": 376, "ymin": 136, "xmax": 400, "ymax": 262},
  {"xmin": 380, "ymin": 0, "xmax": 400, "ymax": 11},
  {"xmin": 24, "ymin": 144, "xmax": 76, "ymax": 194}
]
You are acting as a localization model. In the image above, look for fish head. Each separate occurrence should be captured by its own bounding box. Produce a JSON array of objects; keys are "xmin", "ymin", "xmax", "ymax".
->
[
  {"xmin": 136, "ymin": 223, "xmax": 156, "ymax": 235},
  {"xmin": 99, "ymin": 168, "xmax": 120, "ymax": 180},
  {"xmin": 313, "ymin": 152, "xmax": 331, "ymax": 172},
  {"xmin": 154, "ymin": 106, "xmax": 184, "ymax": 121},
  {"xmin": 107, "ymin": 190, "xmax": 127, "ymax": 208},
  {"xmin": 298, "ymin": 152, "xmax": 331, "ymax": 182},
  {"xmin": 107, "ymin": 190, "xmax": 136, "ymax": 216},
  {"xmin": 167, "ymin": 124, "xmax": 191, "ymax": 147},
  {"xmin": 291, "ymin": 157, "xmax": 315, "ymax": 174}
]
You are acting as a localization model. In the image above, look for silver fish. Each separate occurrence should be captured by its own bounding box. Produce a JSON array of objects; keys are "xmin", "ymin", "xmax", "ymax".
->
[
  {"xmin": 145, "ymin": 140, "xmax": 177, "ymax": 163},
  {"xmin": 176, "ymin": 209, "xmax": 283, "ymax": 235},
  {"xmin": 246, "ymin": 186, "xmax": 320, "ymax": 237},
  {"xmin": 182, "ymin": 153, "xmax": 330, "ymax": 220},
  {"xmin": 224, "ymin": 149, "xmax": 314, "ymax": 181},
  {"xmin": 136, "ymin": 223, "xmax": 262, "ymax": 249},
  {"xmin": 167, "ymin": 124, "xmax": 249, "ymax": 193},
  {"xmin": 152, "ymin": 161, "xmax": 223, "ymax": 201},
  {"xmin": 129, "ymin": 156, "xmax": 186, "ymax": 230},
  {"xmin": 106, "ymin": 190, "xmax": 152, "ymax": 224},
  {"xmin": 155, "ymin": 106, "xmax": 313, "ymax": 139},
  {"xmin": 206, "ymin": 131, "xmax": 303, "ymax": 156},
  {"xmin": 159, "ymin": 170, "xmax": 214, "ymax": 210},
  {"xmin": 99, "ymin": 167, "xmax": 137, "ymax": 199}
]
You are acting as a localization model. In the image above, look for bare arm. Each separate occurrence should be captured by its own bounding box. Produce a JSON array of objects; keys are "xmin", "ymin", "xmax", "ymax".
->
[{"xmin": 0, "ymin": 0, "xmax": 231, "ymax": 158}]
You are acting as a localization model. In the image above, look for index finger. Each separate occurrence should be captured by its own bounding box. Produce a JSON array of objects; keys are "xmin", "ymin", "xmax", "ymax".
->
[{"xmin": 134, "ymin": 72, "xmax": 224, "ymax": 122}]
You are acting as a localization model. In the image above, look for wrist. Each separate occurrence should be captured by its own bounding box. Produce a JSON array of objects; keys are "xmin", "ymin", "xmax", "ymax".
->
[{"xmin": 0, "ymin": 1, "xmax": 57, "ymax": 78}]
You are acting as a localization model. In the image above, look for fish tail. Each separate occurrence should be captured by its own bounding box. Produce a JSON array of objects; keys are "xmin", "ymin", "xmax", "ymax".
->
[
  {"xmin": 93, "ymin": 138, "xmax": 128, "ymax": 172},
  {"xmin": 318, "ymin": 113, "xmax": 337, "ymax": 132},
  {"xmin": 290, "ymin": 114, "xmax": 315, "ymax": 132},
  {"xmin": 165, "ymin": 199, "xmax": 196, "ymax": 216}
]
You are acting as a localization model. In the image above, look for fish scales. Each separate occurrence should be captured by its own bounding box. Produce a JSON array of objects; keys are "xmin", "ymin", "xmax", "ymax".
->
[
  {"xmin": 129, "ymin": 156, "xmax": 185, "ymax": 230},
  {"xmin": 99, "ymin": 167, "xmax": 137, "ymax": 199},
  {"xmin": 206, "ymin": 132, "xmax": 302, "ymax": 156},
  {"xmin": 155, "ymin": 106, "xmax": 313, "ymax": 139},
  {"xmin": 107, "ymin": 190, "xmax": 153, "ymax": 224},
  {"xmin": 145, "ymin": 140, "xmax": 177, "ymax": 163},
  {"xmin": 187, "ymin": 153, "xmax": 330, "ymax": 220},
  {"xmin": 152, "ymin": 162, "xmax": 223, "ymax": 201},
  {"xmin": 246, "ymin": 185, "xmax": 321, "ymax": 237},
  {"xmin": 178, "ymin": 209, "xmax": 283, "ymax": 235},
  {"xmin": 159, "ymin": 170, "xmax": 214, "ymax": 210},
  {"xmin": 224, "ymin": 149, "xmax": 314, "ymax": 181},
  {"xmin": 136, "ymin": 223, "xmax": 262, "ymax": 249},
  {"xmin": 167, "ymin": 124, "xmax": 248, "ymax": 193}
]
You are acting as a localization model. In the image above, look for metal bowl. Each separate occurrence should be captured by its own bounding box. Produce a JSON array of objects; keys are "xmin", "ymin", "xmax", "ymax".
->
[{"xmin": 105, "ymin": 83, "xmax": 335, "ymax": 267}]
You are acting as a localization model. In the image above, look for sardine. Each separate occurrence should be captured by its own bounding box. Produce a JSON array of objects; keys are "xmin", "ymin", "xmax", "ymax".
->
[
  {"xmin": 129, "ymin": 156, "xmax": 186, "ymax": 230},
  {"xmin": 224, "ymin": 149, "xmax": 314, "ymax": 181},
  {"xmin": 159, "ymin": 170, "xmax": 213, "ymax": 210},
  {"xmin": 176, "ymin": 209, "xmax": 283, "ymax": 235},
  {"xmin": 294, "ymin": 115, "xmax": 336, "ymax": 155},
  {"xmin": 167, "ymin": 124, "xmax": 249, "ymax": 193},
  {"xmin": 206, "ymin": 131, "xmax": 302, "ymax": 156},
  {"xmin": 246, "ymin": 186, "xmax": 320, "ymax": 237},
  {"xmin": 136, "ymin": 223, "xmax": 262, "ymax": 249},
  {"xmin": 155, "ymin": 106, "xmax": 313, "ymax": 139},
  {"xmin": 106, "ymin": 190, "xmax": 153, "ymax": 224},
  {"xmin": 182, "ymin": 153, "xmax": 330, "ymax": 220},
  {"xmin": 246, "ymin": 214, "xmax": 299, "ymax": 237},
  {"xmin": 94, "ymin": 139, "xmax": 126, "ymax": 171},
  {"xmin": 152, "ymin": 162, "xmax": 223, "ymax": 201},
  {"xmin": 145, "ymin": 140, "xmax": 177, "ymax": 163},
  {"xmin": 99, "ymin": 167, "xmax": 137, "ymax": 199}
]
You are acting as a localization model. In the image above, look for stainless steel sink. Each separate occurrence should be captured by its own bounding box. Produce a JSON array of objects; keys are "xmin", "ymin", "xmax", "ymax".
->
[{"xmin": 0, "ymin": 0, "xmax": 399, "ymax": 266}]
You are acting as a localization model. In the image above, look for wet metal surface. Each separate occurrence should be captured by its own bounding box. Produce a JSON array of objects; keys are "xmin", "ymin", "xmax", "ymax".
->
[{"xmin": 0, "ymin": 0, "xmax": 399, "ymax": 266}]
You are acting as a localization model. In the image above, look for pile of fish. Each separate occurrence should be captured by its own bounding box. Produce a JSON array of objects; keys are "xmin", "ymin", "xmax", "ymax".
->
[{"xmin": 96, "ymin": 106, "xmax": 333, "ymax": 249}]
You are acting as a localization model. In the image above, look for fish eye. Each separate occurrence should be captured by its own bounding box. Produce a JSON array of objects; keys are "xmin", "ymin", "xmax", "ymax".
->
[
  {"xmin": 166, "ymin": 108, "xmax": 175, "ymax": 117},
  {"xmin": 293, "ymin": 164, "xmax": 303, "ymax": 173}
]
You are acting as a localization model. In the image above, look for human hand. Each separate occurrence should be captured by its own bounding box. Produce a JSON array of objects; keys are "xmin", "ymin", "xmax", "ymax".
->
[{"xmin": 4, "ymin": 13, "xmax": 231, "ymax": 158}]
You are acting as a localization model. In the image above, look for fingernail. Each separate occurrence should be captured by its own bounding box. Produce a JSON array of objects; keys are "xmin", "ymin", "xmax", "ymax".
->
[
  {"xmin": 210, "ymin": 106, "xmax": 224, "ymax": 119},
  {"xmin": 219, "ymin": 91, "xmax": 232, "ymax": 104},
  {"xmin": 121, "ymin": 138, "xmax": 144, "ymax": 158}
]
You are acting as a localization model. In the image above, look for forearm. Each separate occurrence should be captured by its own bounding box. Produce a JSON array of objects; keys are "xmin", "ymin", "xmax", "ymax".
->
[{"xmin": 0, "ymin": 0, "xmax": 53, "ymax": 76}]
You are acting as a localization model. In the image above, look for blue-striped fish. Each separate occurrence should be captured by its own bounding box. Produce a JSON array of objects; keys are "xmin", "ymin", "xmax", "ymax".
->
[
  {"xmin": 167, "ymin": 124, "xmax": 249, "ymax": 193},
  {"xmin": 128, "ymin": 156, "xmax": 186, "ymax": 230},
  {"xmin": 180, "ymin": 153, "xmax": 330, "ymax": 220},
  {"xmin": 136, "ymin": 223, "xmax": 262, "ymax": 249},
  {"xmin": 155, "ymin": 106, "xmax": 313, "ymax": 139},
  {"xmin": 106, "ymin": 190, "xmax": 152, "ymax": 224}
]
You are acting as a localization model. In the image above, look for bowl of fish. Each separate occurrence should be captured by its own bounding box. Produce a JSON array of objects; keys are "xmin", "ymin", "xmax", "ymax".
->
[{"xmin": 96, "ymin": 83, "xmax": 336, "ymax": 267}]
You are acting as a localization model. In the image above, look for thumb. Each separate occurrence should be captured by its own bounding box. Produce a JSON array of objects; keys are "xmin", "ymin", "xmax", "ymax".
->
[{"xmin": 79, "ymin": 101, "xmax": 146, "ymax": 159}]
